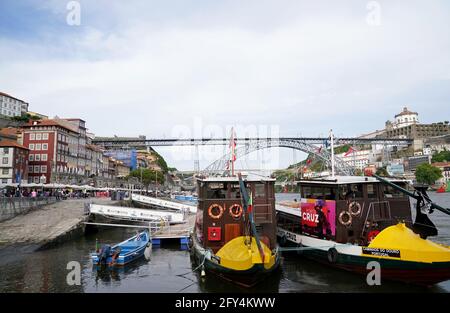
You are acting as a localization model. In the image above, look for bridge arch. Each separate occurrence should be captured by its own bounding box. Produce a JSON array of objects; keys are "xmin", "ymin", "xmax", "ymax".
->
[{"xmin": 202, "ymin": 138, "xmax": 355, "ymax": 175}]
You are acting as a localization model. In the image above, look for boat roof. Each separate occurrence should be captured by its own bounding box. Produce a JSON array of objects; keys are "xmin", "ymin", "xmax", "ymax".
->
[
  {"xmin": 196, "ymin": 174, "xmax": 276, "ymax": 183},
  {"xmin": 296, "ymin": 175, "xmax": 408, "ymax": 185}
]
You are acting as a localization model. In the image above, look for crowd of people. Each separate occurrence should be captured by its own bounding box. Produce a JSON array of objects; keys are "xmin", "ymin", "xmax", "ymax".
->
[{"xmin": 0, "ymin": 187, "xmax": 97, "ymax": 200}]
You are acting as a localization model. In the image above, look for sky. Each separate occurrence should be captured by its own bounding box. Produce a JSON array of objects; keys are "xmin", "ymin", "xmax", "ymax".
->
[{"xmin": 0, "ymin": 0, "xmax": 449, "ymax": 171}]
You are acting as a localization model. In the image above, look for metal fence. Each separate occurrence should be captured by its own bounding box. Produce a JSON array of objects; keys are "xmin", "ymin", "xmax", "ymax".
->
[{"xmin": 0, "ymin": 197, "xmax": 58, "ymax": 222}]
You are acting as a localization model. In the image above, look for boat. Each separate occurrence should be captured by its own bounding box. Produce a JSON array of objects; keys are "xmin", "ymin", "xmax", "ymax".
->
[
  {"xmin": 189, "ymin": 173, "xmax": 281, "ymax": 287},
  {"xmin": 276, "ymin": 174, "xmax": 450, "ymax": 286},
  {"xmin": 91, "ymin": 230, "xmax": 151, "ymax": 267},
  {"xmin": 436, "ymin": 185, "xmax": 447, "ymax": 193}
]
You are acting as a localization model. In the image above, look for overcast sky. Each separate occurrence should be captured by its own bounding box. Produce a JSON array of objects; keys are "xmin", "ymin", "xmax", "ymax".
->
[{"xmin": 1, "ymin": 1, "xmax": 449, "ymax": 171}]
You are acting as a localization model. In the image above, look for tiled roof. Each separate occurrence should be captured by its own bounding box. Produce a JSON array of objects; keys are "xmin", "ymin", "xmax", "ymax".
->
[
  {"xmin": 0, "ymin": 139, "xmax": 28, "ymax": 150},
  {"xmin": 395, "ymin": 107, "xmax": 418, "ymax": 118},
  {"xmin": 21, "ymin": 119, "xmax": 79, "ymax": 133},
  {"xmin": 0, "ymin": 91, "xmax": 28, "ymax": 103}
]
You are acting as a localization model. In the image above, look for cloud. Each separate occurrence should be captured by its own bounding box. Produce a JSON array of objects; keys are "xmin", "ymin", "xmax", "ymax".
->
[{"xmin": 0, "ymin": 0, "xmax": 449, "ymax": 169}]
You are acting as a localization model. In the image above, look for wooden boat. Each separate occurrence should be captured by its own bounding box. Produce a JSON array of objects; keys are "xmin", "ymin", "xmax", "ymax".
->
[
  {"xmin": 189, "ymin": 173, "xmax": 281, "ymax": 287},
  {"xmin": 276, "ymin": 174, "xmax": 450, "ymax": 286},
  {"xmin": 91, "ymin": 230, "xmax": 151, "ymax": 267}
]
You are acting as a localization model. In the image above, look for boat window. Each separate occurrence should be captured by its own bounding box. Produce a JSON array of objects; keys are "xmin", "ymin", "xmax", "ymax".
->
[
  {"xmin": 206, "ymin": 183, "xmax": 228, "ymax": 199},
  {"xmin": 324, "ymin": 188, "xmax": 337, "ymax": 200},
  {"xmin": 344, "ymin": 184, "xmax": 363, "ymax": 199},
  {"xmin": 277, "ymin": 213, "xmax": 301, "ymax": 233},
  {"xmin": 383, "ymin": 185, "xmax": 406, "ymax": 198},
  {"xmin": 302, "ymin": 186, "xmax": 312, "ymax": 198},
  {"xmin": 255, "ymin": 183, "xmax": 266, "ymax": 198},
  {"xmin": 230, "ymin": 183, "xmax": 241, "ymax": 199},
  {"xmin": 367, "ymin": 184, "xmax": 378, "ymax": 199}
]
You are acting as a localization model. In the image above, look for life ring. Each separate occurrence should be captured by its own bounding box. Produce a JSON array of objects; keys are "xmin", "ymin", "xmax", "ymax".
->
[
  {"xmin": 229, "ymin": 204, "xmax": 243, "ymax": 219},
  {"xmin": 367, "ymin": 230, "xmax": 380, "ymax": 244},
  {"xmin": 327, "ymin": 248, "xmax": 338, "ymax": 263},
  {"xmin": 348, "ymin": 201, "xmax": 362, "ymax": 216},
  {"xmin": 338, "ymin": 211, "xmax": 352, "ymax": 226},
  {"xmin": 208, "ymin": 204, "xmax": 224, "ymax": 219}
]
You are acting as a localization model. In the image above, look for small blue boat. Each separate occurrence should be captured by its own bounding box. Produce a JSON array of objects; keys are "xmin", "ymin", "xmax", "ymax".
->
[{"xmin": 91, "ymin": 230, "xmax": 151, "ymax": 267}]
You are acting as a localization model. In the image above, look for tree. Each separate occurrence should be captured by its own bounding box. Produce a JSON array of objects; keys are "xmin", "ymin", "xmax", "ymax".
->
[
  {"xmin": 376, "ymin": 167, "xmax": 389, "ymax": 177},
  {"xmin": 432, "ymin": 150, "xmax": 450, "ymax": 163},
  {"xmin": 415, "ymin": 163, "xmax": 442, "ymax": 185},
  {"xmin": 127, "ymin": 168, "xmax": 164, "ymax": 189}
]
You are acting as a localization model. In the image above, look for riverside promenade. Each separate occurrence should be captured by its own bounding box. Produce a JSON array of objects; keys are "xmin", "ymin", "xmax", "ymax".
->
[{"xmin": 0, "ymin": 198, "xmax": 118, "ymax": 249}]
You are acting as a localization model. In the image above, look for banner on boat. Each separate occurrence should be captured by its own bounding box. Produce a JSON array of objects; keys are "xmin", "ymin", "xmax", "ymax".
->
[{"xmin": 300, "ymin": 199, "xmax": 336, "ymax": 238}]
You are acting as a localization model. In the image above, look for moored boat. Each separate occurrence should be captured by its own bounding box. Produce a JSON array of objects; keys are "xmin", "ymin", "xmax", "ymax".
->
[
  {"xmin": 276, "ymin": 174, "xmax": 450, "ymax": 286},
  {"xmin": 190, "ymin": 173, "xmax": 281, "ymax": 287},
  {"xmin": 91, "ymin": 230, "xmax": 151, "ymax": 267}
]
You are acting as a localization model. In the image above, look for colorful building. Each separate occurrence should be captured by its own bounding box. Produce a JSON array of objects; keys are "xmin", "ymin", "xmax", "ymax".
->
[{"xmin": 0, "ymin": 139, "xmax": 29, "ymax": 185}]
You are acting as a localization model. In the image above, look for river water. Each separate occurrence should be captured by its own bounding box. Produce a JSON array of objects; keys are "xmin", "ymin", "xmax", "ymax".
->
[{"xmin": 0, "ymin": 193, "xmax": 449, "ymax": 293}]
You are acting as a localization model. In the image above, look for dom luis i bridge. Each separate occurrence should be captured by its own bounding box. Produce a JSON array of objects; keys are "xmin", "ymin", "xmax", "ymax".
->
[{"xmin": 92, "ymin": 136, "xmax": 413, "ymax": 176}]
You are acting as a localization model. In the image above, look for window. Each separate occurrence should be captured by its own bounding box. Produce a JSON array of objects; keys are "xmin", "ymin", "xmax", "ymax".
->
[
  {"xmin": 41, "ymin": 166, "xmax": 47, "ymax": 173},
  {"xmin": 42, "ymin": 133, "xmax": 49, "ymax": 140},
  {"xmin": 36, "ymin": 144, "xmax": 41, "ymax": 150},
  {"xmin": 2, "ymin": 157, "xmax": 8, "ymax": 164},
  {"xmin": 206, "ymin": 182, "xmax": 228, "ymax": 199},
  {"xmin": 255, "ymin": 183, "xmax": 266, "ymax": 198},
  {"xmin": 3, "ymin": 148, "xmax": 9, "ymax": 154},
  {"xmin": 29, "ymin": 144, "xmax": 35, "ymax": 150},
  {"xmin": 34, "ymin": 166, "xmax": 40, "ymax": 173},
  {"xmin": 2, "ymin": 179, "xmax": 7, "ymax": 184},
  {"xmin": 41, "ymin": 154, "xmax": 48, "ymax": 161},
  {"xmin": 30, "ymin": 133, "xmax": 36, "ymax": 140},
  {"xmin": 36, "ymin": 133, "xmax": 42, "ymax": 140},
  {"xmin": 42, "ymin": 143, "xmax": 48, "ymax": 150},
  {"xmin": 344, "ymin": 184, "xmax": 364, "ymax": 199},
  {"xmin": 367, "ymin": 184, "xmax": 378, "ymax": 199},
  {"xmin": 35, "ymin": 154, "xmax": 41, "ymax": 161},
  {"xmin": 34, "ymin": 176, "xmax": 39, "ymax": 183},
  {"xmin": 29, "ymin": 166, "xmax": 33, "ymax": 173},
  {"xmin": 29, "ymin": 154, "xmax": 34, "ymax": 161},
  {"xmin": 2, "ymin": 169, "xmax": 8, "ymax": 175},
  {"xmin": 383, "ymin": 184, "xmax": 406, "ymax": 198}
]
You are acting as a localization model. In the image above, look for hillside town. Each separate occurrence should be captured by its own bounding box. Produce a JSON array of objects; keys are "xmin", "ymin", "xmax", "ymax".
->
[
  {"xmin": 0, "ymin": 91, "xmax": 167, "ymax": 191},
  {"xmin": 276, "ymin": 106, "xmax": 450, "ymax": 188}
]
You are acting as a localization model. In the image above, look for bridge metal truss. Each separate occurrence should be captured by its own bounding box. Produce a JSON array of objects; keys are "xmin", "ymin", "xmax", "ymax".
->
[
  {"xmin": 92, "ymin": 137, "xmax": 412, "ymax": 149},
  {"xmin": 202, "ymin": 138, "xmax": 356, "ymax": 175}
]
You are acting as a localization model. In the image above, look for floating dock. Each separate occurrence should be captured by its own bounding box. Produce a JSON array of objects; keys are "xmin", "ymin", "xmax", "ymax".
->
[{"xmin": 131, "ymin": 193, "xmax": 197, "ymax": 213}]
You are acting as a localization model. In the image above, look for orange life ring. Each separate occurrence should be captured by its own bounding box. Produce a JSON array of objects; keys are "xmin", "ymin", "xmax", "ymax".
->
[
  {"xmin": 229, "ymin": 204, "xmax": 243, "ymax": 219},
  {"xmin": 367, "ymin": 230, "xmax": 380, "ymax": 244},
  {"xmin": 208, "ymin": 204, "xmax": 224, "ymax": 219}
]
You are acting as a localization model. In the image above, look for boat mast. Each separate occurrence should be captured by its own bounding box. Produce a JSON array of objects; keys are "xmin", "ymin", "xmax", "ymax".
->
[{"xmin": 330, "ymin": 129, "xmax": 335, "ymax": 178}]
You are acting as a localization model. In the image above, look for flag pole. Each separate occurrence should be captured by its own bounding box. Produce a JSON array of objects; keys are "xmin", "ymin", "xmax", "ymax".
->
[{"xmin": 330, "ymin": 129, "xmax": 335, "ymax": 178}]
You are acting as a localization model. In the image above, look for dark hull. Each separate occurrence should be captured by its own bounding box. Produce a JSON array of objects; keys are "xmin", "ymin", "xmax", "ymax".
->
[
  {"xmin": 191, "ymin": 237, "xmax": 281, "ymax": 288},
  {"xmin": 281, "ymin": 237, "xmax": 450, "ymax": 286}
]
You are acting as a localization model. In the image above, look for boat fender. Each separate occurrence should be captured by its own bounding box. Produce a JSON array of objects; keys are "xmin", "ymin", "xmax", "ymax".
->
[
  {"xmin": 327, "ymin": 248, "xmax": 339, "ymax": 263},
  {"xmin": 338, "ymin": 211, "xmax": 352, "ymax": 226},
  {"xmin": 208, "ymin": 204, "xmax": 224, "ymax": 219},
  {"xmin": 348, "ymin": 201, "xmax": 362, "ymax": 216},
  {"xmin": 229, "ymin": 204, "xmax": 243, "ymax": 219}
]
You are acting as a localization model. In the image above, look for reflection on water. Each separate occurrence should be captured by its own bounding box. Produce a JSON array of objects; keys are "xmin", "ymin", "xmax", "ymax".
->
[{"xmin": 0, "ymin": 193, "xmax": 450, "ymax": 293}]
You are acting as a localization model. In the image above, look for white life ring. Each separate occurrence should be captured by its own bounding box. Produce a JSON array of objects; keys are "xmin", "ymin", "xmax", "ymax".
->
[
  {"xmin": 348, "ymin": 201, "xmax": 362, "ymax": 216},
  {"xmin": 338, "ymin": 211, "xmax": 352, "ymax": 227}
]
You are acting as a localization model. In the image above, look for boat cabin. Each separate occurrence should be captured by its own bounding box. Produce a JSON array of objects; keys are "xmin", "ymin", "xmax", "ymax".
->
[
  {"xmin": 195, "ymin": 175, "xmax": 277, "ymax": 253},
  {"xmin": 277, "ymin": 176, "xmax": 413, "ymax": 246}
]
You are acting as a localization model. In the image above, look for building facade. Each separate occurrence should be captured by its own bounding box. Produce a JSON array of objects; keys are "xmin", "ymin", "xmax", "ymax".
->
[
  {"xmin": 21, "ymin": 120, "xmax": 78, "ymax": 184},
  {"xmin": 0, "ymin": 92, "xmax": 29, "ymax": 117},
  {"xmin": 0, "ymin": 140, "xmax": 29, "ymax": 185}
]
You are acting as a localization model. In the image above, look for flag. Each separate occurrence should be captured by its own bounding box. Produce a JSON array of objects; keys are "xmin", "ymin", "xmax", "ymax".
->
[
  {"xmin": 248, "ymin": 191, "xmax": 253, "ymax": 213},
  {"xmin": 316, "ymin": 146, "xmax": 322, "ymax": 154}
]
